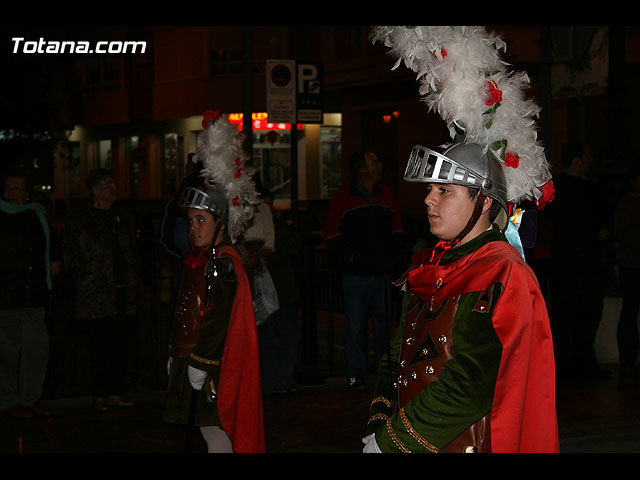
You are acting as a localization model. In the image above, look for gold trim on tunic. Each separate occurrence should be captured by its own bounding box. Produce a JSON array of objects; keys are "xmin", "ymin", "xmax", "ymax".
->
[
  {"xmin": 367, "ymin": 413, "xmax": 389, "ymax": 425},
  {"xmin": 400, "ymin": 408, "xmax": 439, "ymax": 453},
  {"xmin": 386, "ymin": 417, "xmax": 411, "ymax": 453},
  {"xmin": 370, "ymin": 396, "xmax": 392, "ymax": 409},
  {"xmin": 189, "ymin": 353, "xmax": 221, "ymax": 366}
]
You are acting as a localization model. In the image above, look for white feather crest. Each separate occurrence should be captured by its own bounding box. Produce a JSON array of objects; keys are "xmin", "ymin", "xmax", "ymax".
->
[
  {"xmin": 371, "ymin": 26, "xmax": 552, "ymax": 205},
  {"xmin": 195, "ymin": 113, "xmax": 259, "ymax": 242}
]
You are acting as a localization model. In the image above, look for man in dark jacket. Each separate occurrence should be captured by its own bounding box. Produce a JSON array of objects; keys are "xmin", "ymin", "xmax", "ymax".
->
[
  {"xmin": 547, "ymin": 141, "xmax": 610, "ymax": 380},
  {"xmin": 0, "ymin": 170, "xmax": 60, "ymax": 417},
  {"xmin": 324, "ymin": 151, "xmax": 404, "ymax": 388},
  {"xmin": 258, "ymin": 190, "xmax": 303, "ymax": 396}
]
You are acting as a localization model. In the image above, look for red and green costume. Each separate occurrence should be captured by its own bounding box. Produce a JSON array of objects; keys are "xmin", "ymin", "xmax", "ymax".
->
[
  {"xmin": 164, "ymin": 243, "xmax": 265, "ymax": 453},
  {"xmin": 367, "ymin": 227, "xmax": 559, "ymax": 453}
]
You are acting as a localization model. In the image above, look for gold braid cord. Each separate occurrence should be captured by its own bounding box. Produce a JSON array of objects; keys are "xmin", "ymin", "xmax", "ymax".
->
[
  {"xmin": 386, "ymin": 417, "xmax": 411, "ymax": 453},
  {"xmin": 387, "ymin": 408, "xmax": 439, "ymax": 453},
  {"xmin": 368, "ymin": 396, "xmax": 393, "ymax": 426},
  {"xmin": 370, "ymin": 396, "xmax": 392, "ymax": 409},
  {"xmin": 190, "ymin": 353, "xmax": 220, "ymax": 366},
  {"xmin": 367, "ymin": 413, "xmax": 389, "ymax": 425}
]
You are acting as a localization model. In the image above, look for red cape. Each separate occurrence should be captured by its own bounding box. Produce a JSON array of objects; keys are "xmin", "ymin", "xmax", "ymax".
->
[
  {"xmin": 408, "ymin": 241, "xmax": 560, "ymax": 453},
  {"xmin": 217, "ymin": 245, "xmax": 265, "ymax": 453}
]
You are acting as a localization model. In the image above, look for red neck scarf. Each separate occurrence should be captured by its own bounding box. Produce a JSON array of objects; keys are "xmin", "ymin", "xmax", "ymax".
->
[
  {"xmin": 183, "ymin": 248, "xmax": 212, "ymax": 270},
  {"xmin": 429, "ymin": 240, "xmax": 453, "ymax": 265}
]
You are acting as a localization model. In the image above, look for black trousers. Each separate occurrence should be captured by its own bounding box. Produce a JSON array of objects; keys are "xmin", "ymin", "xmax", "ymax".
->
[
  {"xmin": 550, "ymin": 258, "xmax": 604, "ymax": 369},
  {"xmin": 86, "ymin": 290, "xmax": 132, "ymax": 397},
  {"xmin": 618, "ymin": 267, "xmax": 640, "ymax": 366}
]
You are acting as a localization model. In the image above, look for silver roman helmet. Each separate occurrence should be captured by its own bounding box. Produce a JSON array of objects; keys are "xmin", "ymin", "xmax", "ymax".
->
[
  {"xmin": 404, "ymin": 142, "xmax": 509, "ymax": 217},
  {"xmin": 178, "ymin": 184, "xmax": 229, "ymax": 227}
]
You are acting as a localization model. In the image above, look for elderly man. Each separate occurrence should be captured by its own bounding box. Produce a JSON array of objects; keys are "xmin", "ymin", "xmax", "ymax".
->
[{"xmin": 63, "ymin": 169, "xmax": 141, "ymax": 411}]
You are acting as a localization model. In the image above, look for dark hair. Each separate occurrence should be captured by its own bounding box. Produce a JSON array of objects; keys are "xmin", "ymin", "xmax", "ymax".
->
[
  {"xmin": 86, "ymin": 168, "xmax": 113, "ymax": 195},
  {"xmin": 467, "ymin": 186, "xmax": 504, "ymax": 222},
  {"xmin": 1, "ymin": 167, "xmax": 31, "ymax": 193},
  {"xmin": 348, "ymin": 150, "xmax": 378, "ymax": 177},
  {"xmin": 561, "ymin": 140, "xmax": 585, "ymax": 169}
]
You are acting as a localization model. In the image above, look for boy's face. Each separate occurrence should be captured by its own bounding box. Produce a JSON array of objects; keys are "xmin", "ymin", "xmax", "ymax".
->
[
  {"xmin": 424, "ymin": 183, "xmax": 480, "ymax": 243},
  {"xmin": 187, "ymin": 208, "xmax": 221, "ymax": 249}
]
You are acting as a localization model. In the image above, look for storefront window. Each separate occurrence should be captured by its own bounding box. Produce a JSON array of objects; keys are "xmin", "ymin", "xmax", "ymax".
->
[
  {"xmin": 320, "ymin": 126, "xmax": 342, "ymax": 199},
  {"xmin": 128, "ymin": 136, "xmax": 140, "ymax": 197},
  {"xmin": 98, "ymin": 139, "xmax": 112, "ymax": 169},
  {"xmin": 162, "ymin": 133, "xmax": 181, "ymax": 197},
  {"xmin": 252, "ymin": 130, "xmax": 292, "ymax": 202},
  {"xmin": 63, "ymin": 141, "xmax": 82, "ymax": 197}
]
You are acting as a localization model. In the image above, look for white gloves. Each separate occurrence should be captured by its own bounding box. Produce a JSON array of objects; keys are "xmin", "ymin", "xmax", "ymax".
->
[
  {"xmin": 187, "ymin": 365, "xmax": 207, "ymax": 390},
  {"xmin": 362, "ymin": 433, "xmax": 382, "ymax": 453},
  {"xmin": 167, "ymin": 357, "xmax": 207, "ymax": 391}
]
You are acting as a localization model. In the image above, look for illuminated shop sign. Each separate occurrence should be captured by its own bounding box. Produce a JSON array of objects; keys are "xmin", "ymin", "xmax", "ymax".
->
[{"xmin": 227, "ymin": 112, "xmax": 303, "ymax": 131}]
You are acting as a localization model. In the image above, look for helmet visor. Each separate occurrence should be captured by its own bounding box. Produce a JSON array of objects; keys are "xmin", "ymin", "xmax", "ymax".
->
[
  {"xmin": 178, "ymin": 186, "xmax": 227, "ymax": 223},
  {"xmin": 404, "ymin": 145, "xmax": 484, "ymax": 187},
  {"xmin": 178, "ymin": 187, "xmax": 211, "ymax": 211}
]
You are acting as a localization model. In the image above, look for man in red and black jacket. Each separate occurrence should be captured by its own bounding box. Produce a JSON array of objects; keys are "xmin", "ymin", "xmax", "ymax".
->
[{"xmin": 324, "ymin": 150, "xmax": 405, "ymax": 389}]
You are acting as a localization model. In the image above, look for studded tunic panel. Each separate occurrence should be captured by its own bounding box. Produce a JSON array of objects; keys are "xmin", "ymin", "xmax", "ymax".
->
[
  {"xmin": 397, "ymin": 293, "xmax": 460, "ymax": 407},
  {"xmin": 395, "ymin": 285, "xmax": 498, "ymax": 453},
  {"xmin": 169, "ymin": 265, "xmax": 206, "ymax": 358}
]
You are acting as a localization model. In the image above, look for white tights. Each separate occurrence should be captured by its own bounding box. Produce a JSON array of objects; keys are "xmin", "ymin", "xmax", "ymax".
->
[{"xmin": 200, "ymin": 426, "xmax": 233, "ymax": 453}]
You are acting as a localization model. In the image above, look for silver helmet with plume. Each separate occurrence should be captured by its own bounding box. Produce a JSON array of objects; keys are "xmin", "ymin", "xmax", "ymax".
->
[{"xmin": 178, "ymin": 110, "xmax": 259, "ymax": 243}]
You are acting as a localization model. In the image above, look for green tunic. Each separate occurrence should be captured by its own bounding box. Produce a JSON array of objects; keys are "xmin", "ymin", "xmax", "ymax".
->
[
  {"xmin": 367, "ymin": 228, "xmax": 505, "ymax": 452},
  {"xmin": 163, "ymin": 252, "xmax": 237, "ymax": 427}
]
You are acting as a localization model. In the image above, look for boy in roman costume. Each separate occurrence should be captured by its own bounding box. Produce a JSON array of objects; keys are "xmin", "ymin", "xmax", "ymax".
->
[
  {"xmin": 363, "ymin": 26, "xmax": 559, "ymax": 453},
  {"xmin": 163, "ymin": 111, "xmax": 264, "ymax": 453}
]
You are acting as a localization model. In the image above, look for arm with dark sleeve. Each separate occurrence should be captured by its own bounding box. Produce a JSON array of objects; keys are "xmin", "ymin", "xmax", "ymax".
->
[
  {"xmin": 269, "ymin": 216, "xmax": 303, "ymax": 264},
  {"xmin": 388, "ymin": 189, "xmax": 404, "ymax": 237},
  {"xmin": 189, "ymin": 259, "xmax": 238, "ymax": 381},
  {"xmin": 45, "ymin": 216, "xmax": 63, "ymax": 277},
  {"xmin": 366, "ymin": 288, "xmax": 409, "ymax": 434},
  {"xmin": 62, "ymin": 216, "xmax": 90, "ymax": 278},
  {"xmin": 614, "ymin": 195, "xmax": 637, "ymax": 257},
  {"xmin": 121, "ymin": 213, "xmax": 142, "ymax": 281},
  {"xmin": 373, "ymin": 286, "xmax": 503, "ymax": 453},
  {"xmin": 388, "ymin": 192, "xmax": 407, "ymax": 270},
  {"xmin": 323, "ymin": 189, "xmax": 352, "ymax": 266}
]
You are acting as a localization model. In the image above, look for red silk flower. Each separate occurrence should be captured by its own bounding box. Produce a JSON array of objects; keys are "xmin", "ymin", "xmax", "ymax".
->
[
  {"xmin": 537, "ymin": 181, "xmax": 555, "ymax": 210},
  {"xmin": 486, "ymin": 81, "xmax": 502, "ymax": 106},
  {"xmin": 504, "ymin": 152, "xmax": 520, "ymax": 168},
  {"xmin": 202, "ymin": 109, "xmax": 222, "ymax": 129}
]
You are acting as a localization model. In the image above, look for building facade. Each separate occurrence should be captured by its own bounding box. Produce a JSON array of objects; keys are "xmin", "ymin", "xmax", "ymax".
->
[{"xmin": 22, "ymin": 26, "xmax": 639, "ymax": 221}]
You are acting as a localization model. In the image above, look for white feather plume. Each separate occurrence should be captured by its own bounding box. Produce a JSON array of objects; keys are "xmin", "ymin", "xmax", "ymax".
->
[
  {"xmin": 371, "ymin": 26, "xmax": 552, "ymax": 205},
  {"xmin": 195, "ymin": 113, "xmax": 259, "ymax": 242}
]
